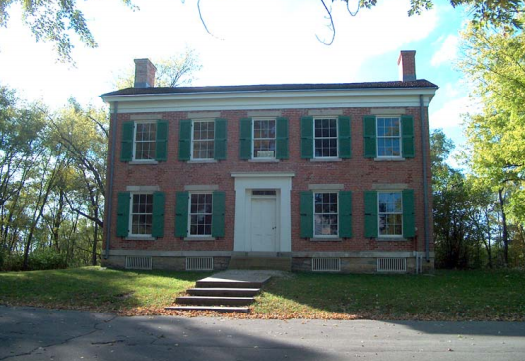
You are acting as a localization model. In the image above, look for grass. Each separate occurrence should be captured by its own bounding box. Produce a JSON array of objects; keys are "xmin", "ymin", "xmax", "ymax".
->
[
  {"xmin": 1, "ymin": 267, "xmax": 524, "ymax": 320},
  {"xmin": 0, "ymin": 266, "xmax": 210, "ymax": 314},
  {"xmin": 255, "ymin": 270, "xmax": 525, "ymax": 320}
]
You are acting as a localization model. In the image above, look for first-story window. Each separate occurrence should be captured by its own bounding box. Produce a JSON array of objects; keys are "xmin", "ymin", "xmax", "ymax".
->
[
  {"xmin": 378, "ymin": 192, "xmax": 403, "ymax": 236},
  {"xmin": 314, "ymin": 192, "xmax": 338, "ymax": 236},
  {"xmin": 130, "ymin": 193, "xmax": 154, "ymax": 235},
  {"xmin": 253, "ymin": 118, "xmax": 276, "ymax": 158},
  {"xmin": 192, "ymin": 120, "xmax": 215, "ymax": 159},
  {"xmin": 376, "ymin": 117, "xmax": 401, "ymax": 157},
  {"xmin": 189, "ymin": 193, "xmax": 213, "ymax": 236},
  {"xmin": 134, "ymin": 122, "xmax": 157, "ymax": 160},
  {"xmin": 314, "ymin": 117, "xmax": 338, "ymax": 158}
]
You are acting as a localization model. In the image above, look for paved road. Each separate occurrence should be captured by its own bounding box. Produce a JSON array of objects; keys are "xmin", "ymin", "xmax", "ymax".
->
[{"xmin": 1, "ymin": 306, "xmax": 525, "ymax": 360}]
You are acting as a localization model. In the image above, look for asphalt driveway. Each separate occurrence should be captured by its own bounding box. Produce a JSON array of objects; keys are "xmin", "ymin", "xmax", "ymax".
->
[{"xmin": 1, "ymin": 306, "xmax": 525, "ymax": 360}]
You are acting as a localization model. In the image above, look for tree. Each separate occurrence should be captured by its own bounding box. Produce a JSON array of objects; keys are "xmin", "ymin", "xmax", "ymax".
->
[
  {"xmin": 113, "ymin": 48, "xmax": 202, "ymax": 89},
  {"xmin": 459, "ymin": 20, "xmax": 525, "ymax": 266}
]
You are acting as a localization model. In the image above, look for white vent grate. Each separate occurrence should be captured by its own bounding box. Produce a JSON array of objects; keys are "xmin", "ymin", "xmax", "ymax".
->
[
  {"xmin": 125, "ymin": 256, "xmax": 152, "ymax": 270},
  {"xmin": 312, "ymin": 258, "xmax": 341, "ymax": 272},
  {"xmin": 377, "ymin": 258, "xmax": 407, "ymax": 273},
  {"xmin": 186, "ymin": 257, "xmax": 214, "ymax": 271}
]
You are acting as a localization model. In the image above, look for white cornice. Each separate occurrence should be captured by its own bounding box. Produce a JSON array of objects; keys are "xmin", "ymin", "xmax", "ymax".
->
[{"xmin": 102, "ymin": 88, "xmax": 437, "ymax": 114}]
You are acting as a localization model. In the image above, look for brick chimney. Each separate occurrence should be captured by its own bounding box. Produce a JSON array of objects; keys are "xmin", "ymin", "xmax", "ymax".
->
[
  {"xmin": 397, "ymin": 50, "xmax": 416, "ymax": 82},
  {"xmin": 134, "ymin": 58, "xmax": 157, "ymax": 88}
]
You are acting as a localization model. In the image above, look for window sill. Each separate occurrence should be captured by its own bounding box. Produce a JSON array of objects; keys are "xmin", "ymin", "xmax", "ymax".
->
[
  {"xmin": 184, "ymin": 237, "xmax": 216, "ymax": 241},
  {"xmin": 374, "ymin": 157, "xmax": 405, "ymax": 161},
  {"xmin": 125, "ymin": 236, "xmax": 156, "ymax": 241},
  {"xmin": 377, "ymin": 237, "xmax": 408, "ymax": 241},
  {"xmin": 129, "ymin": 160, "xmax": 159, "ymax": 165},
  {"xmin": 309, "ymin": 158, "xmax": 342, "ymax": 162},
  {"xmin": 310, "ymin": 237, "xmax": 343, "ymax": 242},
  {"xmin": 188, "ymin": 159, "xmax": 217, "ymax": 164},
  {"xmin": 248, "ymin": 159, "xmax": 280, "ymax": 163}
]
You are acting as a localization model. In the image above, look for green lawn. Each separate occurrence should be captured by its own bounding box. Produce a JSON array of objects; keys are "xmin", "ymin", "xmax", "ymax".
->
[
  {"xmin": 0, "ymin": 267, "xmax": 210, "ymax": 314},
  {"xmin": 256, "ymin": 270, "xmax": 525, "ymax": 320},
  {"xmin": 1, "ymin": 267, "xmax": 524, "ymax": 320}
]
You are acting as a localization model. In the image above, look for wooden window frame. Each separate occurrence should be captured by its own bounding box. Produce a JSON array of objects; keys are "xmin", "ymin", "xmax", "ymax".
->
[
  {"xmin": 313, "ymin": 117, "xmax": 339, "ymax": 159},
  {"xmin": 191, "ymin": 119, "xmax": 215, "ymax": 160},
  {"xmin": 187, "ymin": 192, "xmax": 214, "ymax": 237},
  {"xmin": 313, "ymin": 191, "xmax": 339, "ymax": 238},
  {"xmin": 376, "ymin": 116, "xmax": 402, "ymax": 158},
  {"xmin": 129, "ymin": 192, "xmax": 154, "ymax": 237},
  {"xmin": 133, "ymin": 120, "xmax": 157, "ymax": 161},
  {"xmin": 377, "ymin": 191, "xmax": 404, "ymax": 237}
]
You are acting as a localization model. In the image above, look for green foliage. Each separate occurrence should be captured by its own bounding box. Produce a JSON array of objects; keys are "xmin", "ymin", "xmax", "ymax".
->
[{"xmin": 0, "ymin": 0, "xmax": 135, "ymax": 63}]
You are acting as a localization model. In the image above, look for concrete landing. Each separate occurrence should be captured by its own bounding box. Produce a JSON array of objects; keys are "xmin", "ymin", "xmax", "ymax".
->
[{"xmin": 201, "ymin": 270, "xmax": 274, "ymax": 284}]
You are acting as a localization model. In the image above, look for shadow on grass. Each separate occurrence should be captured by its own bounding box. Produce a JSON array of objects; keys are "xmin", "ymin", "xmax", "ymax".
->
[
  {"xmin": 257, "ymin": 270, "xmax": 525, "ymax": 323},
  {"xmin": 0, "ymin": 267, "xmax": 213, "ymax": 312}
]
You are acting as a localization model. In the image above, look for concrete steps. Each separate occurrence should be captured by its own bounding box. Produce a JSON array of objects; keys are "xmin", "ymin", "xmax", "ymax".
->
[
  {"xmin": 165, "ymin": 306, "xmax": 250, "ymax": 313},
  {"xmin": 176, "ymin": 296, "xmax": 255, "ymax": 306},
  {"xmin": 187, "ymin": 287, "xmax": 260, "ymax": 297},
  {"xmin": 165, "ymin": 270, "xmax": 272, "ymax": 314}
]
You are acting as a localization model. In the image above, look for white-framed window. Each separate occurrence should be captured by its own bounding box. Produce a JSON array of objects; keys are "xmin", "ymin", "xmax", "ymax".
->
[
  {"xmin": 252, "ymin": 118, "xmax": 276, "ymax": 159},
  {"xmin": 134, "ymin": 121, "xmax": 157, "ymax": 160},
  {"xmin": 191, "ymin": 120, "xmax": 215, "ymax": 160},
  {"xmin": 314, "ymin": 117, "xmax": 338, "ymax": 158},
  {"xmin": 314, "ymin": 192, "xmax": 338, "ymax": 237},
  {"xmin": 378, "ymin": 192, "xmax": 403, "ymax": 236},
  {"xmin": 129, "ymin": 193, "xmax": 154, "ymax": 236},
  {"xmin": 376, "ymin": 117, "xmax": 401, "ymax": 157},
  {"xmin": 188, "ymin": 193, "xmax": 213, "ymax": 236}
]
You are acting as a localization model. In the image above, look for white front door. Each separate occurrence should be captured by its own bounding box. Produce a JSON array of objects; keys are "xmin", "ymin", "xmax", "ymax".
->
[{"xmin": 250, "ymin": 197, "xmax": 277, "ymax": 252}]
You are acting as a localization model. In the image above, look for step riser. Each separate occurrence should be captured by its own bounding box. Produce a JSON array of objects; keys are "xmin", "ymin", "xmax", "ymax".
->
[
  {"xmin": 165, "ymin": 306, "xmax": 250, "ymax": 313},
  {"xmin": 176, "ymin": 297, "xmax": 254, "ymax": 306},
  {"xmin": 228, "ymin": 258, "xmax": 292, "ymax": 272},
  {"xmin": 188, "ymin": 289, "xmax": 260, "ymax": 297},
  {"xmin": 196, "ymin": 281, "xmax": 264, "ymax": 289}
]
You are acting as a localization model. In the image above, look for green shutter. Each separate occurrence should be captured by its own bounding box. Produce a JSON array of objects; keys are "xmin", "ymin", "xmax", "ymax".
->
[
  {"xmin": 155, "ymin": 120, "xmax": 168, "ymax": 161},
  {"xmin": 276, "ymin": 117, "xmax": 289, "ymax": 159},
  {"xmin": 363, "ymin": 116, "xmax": 377, "ymax": 158},
  {"xmin": 120, "ymin": 122, "xmax": 134, "ymax": 162},
  {"xmin": 178, "ymin": 119, "xmax": 191, "ymax": 161},
  {"xmin": 300, "ymin": 191, "xmax": 313, "ymax": 238},
  {"xmin": 239, "ymin": 118, "xmax": 252, "ymax": 159},
  {"xmin": 214, "ymin": 118, "xmax": 227, "ymax": 160},
  {"xmin": 300, "ymin": 116, "xmax": 313, "ymax": 159},
  {"xmin": 338, "ymin": 116, "xmax": 351, "ymax": 159},
  {"xmin": 402, "ymin": 189, "xmax": 416, "ymax": 238},
  {"xmin": 211, "ymin": 191, "xmax": 226, "ymax": 237},
  {"xmin": 401, "ymin": 115, "xmax": 415, "ymax": 158},
  {"xmin": 339, "ymin": 191, "xmax": 353, "ymax": 238},
  {"xmin": 364, "ymin": 191, "xmax": 378, "ymax": 238},
  {"xmin": 116, "ymin": 192, "xmax": 130, "ymax": 237},
  {"xmin": 175, "ymin": 192, "xmax": 189, "ymax": 237},
  {"xmin": 152, "ymin": 191, "xmax": 165, "ymax": 238}
]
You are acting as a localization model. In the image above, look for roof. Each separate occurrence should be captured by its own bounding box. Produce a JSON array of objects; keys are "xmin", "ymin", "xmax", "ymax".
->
[{"xmin": 101, "ymin": 79, "xmax": 438, "ymax": 98}]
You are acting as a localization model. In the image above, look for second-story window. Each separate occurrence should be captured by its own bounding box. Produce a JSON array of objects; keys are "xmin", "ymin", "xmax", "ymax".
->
[
  {"xmin": 314, "ymin": 118, "xmax": 338, "ymax": 158},
  {"xmin": 192, "ymin": 120, "xmax": 215, "ymax": 160},
  {"xmin": 376, "ymin": 117, "xmax": 401, "ymax": 157},
  {"xmin": 253, "ymin": 118, "xmax": 276, "ymax": 158},
  {"xmin": 134, "ymin": 122, "xmax": 157, "ymax": 160}
]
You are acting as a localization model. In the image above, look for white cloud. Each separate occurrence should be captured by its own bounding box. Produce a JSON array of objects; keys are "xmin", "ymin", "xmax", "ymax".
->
[
  {"xmin": 430, "ymin": 96, "xmax": 478, "ymax": 129},
  {"xmin": 431, "ymin": 35, "xmax": 459, "ymax": 66}
]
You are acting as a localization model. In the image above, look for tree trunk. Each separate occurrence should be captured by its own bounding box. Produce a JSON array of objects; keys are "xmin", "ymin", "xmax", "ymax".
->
[{"xmin": 498, "ymin": 188, "xmax": 509, "ymax": 267}]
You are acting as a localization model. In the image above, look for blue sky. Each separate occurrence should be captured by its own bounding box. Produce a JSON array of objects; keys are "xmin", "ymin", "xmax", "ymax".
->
[{"xmin": 0, "ymin": 0, "xmax": 472, "ymax": 152}]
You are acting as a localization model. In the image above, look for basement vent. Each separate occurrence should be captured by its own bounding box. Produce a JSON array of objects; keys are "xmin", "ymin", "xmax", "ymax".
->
[
  {"xmin": 312, "ymin": 257, "xmax": 341, "ymax": 272},
  {"xmin": 125, "ymin": 256, "xmax": 152, "ymax": 270},
  {"xmin": 377, "ymin": 258, "xmax": 407, "ymax": 273},
  {"xmin": 186, "ymin": 257, "xmax": 214, "ymax": 271}
]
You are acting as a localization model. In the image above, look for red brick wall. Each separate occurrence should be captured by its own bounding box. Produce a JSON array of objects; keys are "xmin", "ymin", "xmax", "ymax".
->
[{"xmin": 104, "ymin": 106, "xmax": 433, "ymax": 254}]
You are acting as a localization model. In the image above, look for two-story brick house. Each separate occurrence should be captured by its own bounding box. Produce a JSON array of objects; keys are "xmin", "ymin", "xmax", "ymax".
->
[{"xmin": 101, "ymin": 50, "xmax": 437, "ymax": 273}]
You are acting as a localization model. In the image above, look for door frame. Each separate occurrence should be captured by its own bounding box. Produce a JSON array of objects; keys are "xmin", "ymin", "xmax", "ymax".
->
[{"xmin": 231, "ymin": 172, "xmax": 294, "ymax": 253}]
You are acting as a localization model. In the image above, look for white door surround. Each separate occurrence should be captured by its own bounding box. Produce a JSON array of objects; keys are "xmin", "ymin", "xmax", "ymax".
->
[{"xmin": 231, "ymin": 172, "xmax": 294, "ymax": 253}]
